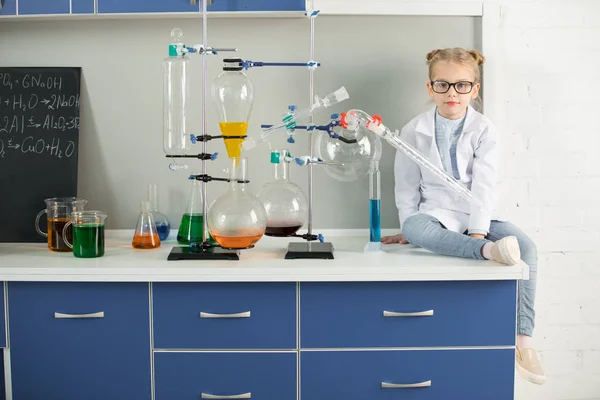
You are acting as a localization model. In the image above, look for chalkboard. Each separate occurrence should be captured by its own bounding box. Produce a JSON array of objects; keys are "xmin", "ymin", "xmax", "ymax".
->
[{"xmin": 0, "ymin": 67, "xmax": 81, "ymax": 243}]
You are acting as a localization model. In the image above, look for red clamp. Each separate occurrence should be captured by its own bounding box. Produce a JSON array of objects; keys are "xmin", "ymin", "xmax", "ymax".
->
[
  {"xmin": 339, "ymin": 112, "xmax": 348, "ymax": 129},
  {"xmin": 366, "ymin": 115, "xmax": 382, "ymax": 129}
]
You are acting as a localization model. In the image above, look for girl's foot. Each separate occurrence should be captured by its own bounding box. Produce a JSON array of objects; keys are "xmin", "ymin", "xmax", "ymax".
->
[
  {"xmin": 516, "ymin": 347, "xmax": 546, "ymax": 385},
  {"xmin": 483, "ymin": 236, "xmax": 521, "ymax": 265}
]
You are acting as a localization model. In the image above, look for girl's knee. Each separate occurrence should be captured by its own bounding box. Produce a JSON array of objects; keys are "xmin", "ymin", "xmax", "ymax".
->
[
  {"xmin": 518, "ymin": 235, "xmax": 538, "ymax": 266},
  {"xmin": 402, "ymin": 214, "xmax": 437, "ymax": 243}
]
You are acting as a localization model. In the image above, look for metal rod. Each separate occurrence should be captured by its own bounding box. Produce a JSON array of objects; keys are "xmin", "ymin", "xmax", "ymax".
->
[
  {"xmin": 201, "ymin": 0, "xmax": 208, "ymax": 244},
  {"xmin": 307, "ymin": 0, "xmax": 316, "ymax": 237}
]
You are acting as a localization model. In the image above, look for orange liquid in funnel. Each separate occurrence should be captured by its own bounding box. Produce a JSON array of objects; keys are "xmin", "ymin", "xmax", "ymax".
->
[{"xmin": 219, "ymin": 122, "xmax": 248, "ymax": 159}]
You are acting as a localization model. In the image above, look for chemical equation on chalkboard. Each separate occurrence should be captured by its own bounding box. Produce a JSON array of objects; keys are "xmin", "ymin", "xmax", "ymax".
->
[
  {"xmin": 0, "ymin": 93, "xmax": 80, "ymax": 112},
  {"xmin": 0, "ymin": 115, "xmax": 80, "ymax": 134},
  {"xmin": 0, "ymin": 72, "xmax": 63, "ymax": 91},
  {"xmin": 0, "ymin": 135, "xmax": 75, "ymax": 159}
]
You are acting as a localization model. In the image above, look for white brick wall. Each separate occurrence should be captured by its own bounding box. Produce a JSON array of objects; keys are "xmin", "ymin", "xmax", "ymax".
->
[{"xmin": 429, "ymin": 0, "xmax": 600, "ymax": 398}]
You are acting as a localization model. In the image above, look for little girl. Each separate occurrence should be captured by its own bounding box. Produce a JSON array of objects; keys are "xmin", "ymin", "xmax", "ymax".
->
[{"xmin": 381, "ymin": 47, "xmax": 545, "ymax": 385}]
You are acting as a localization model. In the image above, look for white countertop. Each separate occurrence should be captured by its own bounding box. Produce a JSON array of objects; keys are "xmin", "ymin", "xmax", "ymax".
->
[{"xmin": 0, "ymin": 230, "xmax": 529, "ymax": 282}]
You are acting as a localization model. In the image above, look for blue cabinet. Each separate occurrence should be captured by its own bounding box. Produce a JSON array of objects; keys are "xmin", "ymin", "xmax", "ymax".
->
[
  {"xmin": 0, "ymin": 284, "xmax": 5, "ymax": 348},
  {"xmin": 300, "ymin": 281, "xmax": 516, "ymax": 348},
  {"xmin": 8, "ymin": 282, "xmax": 152, "ymax": 400},
  {"xmin": 207, "ymin": 0, "xmax": 306, "ymax": 12},
  {"xmin": 155, "ymin": 352, "xmax": 297, "ymax": 400},
  {"xmin": 0, "ymin": 0, "xmax": 16, "ymax": 15},
  {"xmin": 153, "ymin": 282, "xmax": 297, "ymax": 350},
  {"xmin": 301, "ymin": 349, "xmax": 515, "ymax": 400},
  {"xmin": 98, "ymin": 0, "xmax": 199, "ymax": 13},
  {"xmin": 16, "ymin": 0, "xmax": 94, "ymax": 14}
]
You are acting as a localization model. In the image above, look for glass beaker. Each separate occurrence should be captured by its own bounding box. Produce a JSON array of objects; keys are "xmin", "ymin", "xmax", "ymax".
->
[
  {"xmin": 207, "ymin": 157, "xmax": 267, "ymax": 249},
  {"xmin": 62, "ymin": 211, "xmax": 107, "ymax": 258},
  {"xmin": 132, "ymin": 201, "xmax": 161, "ymax": 250},
  {"xmin": 257, "ymin": 150, "xmax": 308, "ymax": 237},
  {"xmin": 35, "ymin": 197, "xmax": 88, "ymax": 252}
]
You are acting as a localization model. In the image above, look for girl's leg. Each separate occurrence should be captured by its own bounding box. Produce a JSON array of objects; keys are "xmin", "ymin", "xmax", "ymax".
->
[
  {"xmin": 402, "ymin": 214, "xmax": 489, "ymax": 260},
  {"xmin": 487, "ymin": 220, "xmax": 545, "ymax": 384}
]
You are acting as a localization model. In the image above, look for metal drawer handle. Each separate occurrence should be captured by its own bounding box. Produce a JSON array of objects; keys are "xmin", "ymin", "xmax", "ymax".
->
[
  {"xmin": 191, "ymin": 0, "xmax": 213, "ymax": 5},
  {"xmin": 382, "ymin": 381, "xmax": 432, "ymax": 389},
  {"xmin": 54, "ymin": 312, "xmax": 105, "ymax": 319},
  {"xmin": 383, "ymin": 310, "xmax": 434, "ymax": 317},
  {"xmin": 200, "ymin": 311, "xmax": 250, "ymax": 319},
  {"xmin": 201, "ymin": 393, "xmax": 251, "ymax": 399}
]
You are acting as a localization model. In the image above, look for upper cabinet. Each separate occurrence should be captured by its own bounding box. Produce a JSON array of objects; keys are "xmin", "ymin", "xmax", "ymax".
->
[
  {"xmin": 17, "ymin": 0, "xmax": 94, "ymax": 14},
  {"xmin": 0, "ymin": 0, "xmax": 17, "ymax": 15},
  {"xmin": 207, "ymin": 0, "xmax": 306, "ymax": 12},
  {"xmin": 97, "ymin": 0, "xmax": 199, "ymax": 13}
]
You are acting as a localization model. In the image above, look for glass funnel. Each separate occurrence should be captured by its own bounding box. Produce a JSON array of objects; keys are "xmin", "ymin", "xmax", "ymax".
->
[
  {"xmin": 177, "ymin": 174, "xmax": 214, "ymax": 245},
  {"xmin": 211, "ymin": 58, "xmax": 255, "ymax": 160},
  {"xmin": 313, "ymin": 119, "xmax": 382, "ymax": 182},
  {"xmin": 207, "ymin": 157, "xmax": 267, "ymax": 249},
  {"xmin": 257, "ymin": 150, "xmax": 308, "ymax": 237}
]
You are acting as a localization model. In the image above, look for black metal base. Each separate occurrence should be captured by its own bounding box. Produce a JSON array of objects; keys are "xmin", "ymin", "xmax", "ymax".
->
[
  {"xmin": 284, "ymin": 242, "xmax": 335, "ymax": 260},
  {"xmin": 167, "ymin": 246, "xmax": 240, "ymax": 261}
]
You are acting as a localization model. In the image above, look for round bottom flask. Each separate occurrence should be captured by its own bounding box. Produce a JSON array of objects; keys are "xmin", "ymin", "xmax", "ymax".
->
[
  {"xmin": 257, "ymin": 150, "xmax": 308, "ymax": 237},
  {"xmin": 207, "ymin": 157, "xmax": 267, "ymax": 249}
]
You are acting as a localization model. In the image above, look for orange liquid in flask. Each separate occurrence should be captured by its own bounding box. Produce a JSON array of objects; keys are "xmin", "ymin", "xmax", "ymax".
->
[
  {"xmin": 132, "ymin": 232, "xmax": 161, "ymax": 249},
  {"xmin": 219, "ymin": 122, "xmax": 248, "ymax": 159},
  {"xmin": 213, "ymin": 231, "xmax": 264, "ymax": 249}
]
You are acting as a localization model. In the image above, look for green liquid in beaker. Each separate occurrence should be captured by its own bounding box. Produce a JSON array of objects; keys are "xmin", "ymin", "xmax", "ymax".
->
[
  {"xmin": 73, "ymin": 224, "xmax": 105, "ymax": 258},
  {"xmin": 177, "ymin": 214, "xmax": 214, "ymax": 245}
]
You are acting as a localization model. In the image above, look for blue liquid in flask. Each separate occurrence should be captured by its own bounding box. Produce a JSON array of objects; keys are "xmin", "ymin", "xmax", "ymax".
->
[{"xmin": 369, "ymin": 199, "xmax": 381, "ymax": 242}]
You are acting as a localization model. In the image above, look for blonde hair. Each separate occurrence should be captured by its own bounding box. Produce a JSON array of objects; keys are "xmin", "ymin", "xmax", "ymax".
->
[{"xmin": 426, "ymin": 48, "xmax": 485, "ymax": 82}]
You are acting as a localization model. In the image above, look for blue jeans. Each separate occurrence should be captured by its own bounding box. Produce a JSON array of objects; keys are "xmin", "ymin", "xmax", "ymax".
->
[{"xmin": 402, "ymin": 213, "xmax": 538, "ymax": 337}]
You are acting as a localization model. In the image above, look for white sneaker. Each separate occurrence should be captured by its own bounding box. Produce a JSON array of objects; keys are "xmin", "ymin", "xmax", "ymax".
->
[{"xmin": 490, "ymin": 236, "xmax": 521, "ymax": 266}]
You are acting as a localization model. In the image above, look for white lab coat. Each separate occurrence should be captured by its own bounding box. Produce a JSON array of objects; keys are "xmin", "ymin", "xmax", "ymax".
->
[{"xmin": 394, "ymin": 105, "xmax": 505, "ymax": 234}]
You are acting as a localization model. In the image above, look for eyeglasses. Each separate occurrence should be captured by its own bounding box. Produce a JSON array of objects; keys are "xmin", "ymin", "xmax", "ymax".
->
[{"xmin": 430, "ymin": 80, "xmax": 474, "ymax": 94}]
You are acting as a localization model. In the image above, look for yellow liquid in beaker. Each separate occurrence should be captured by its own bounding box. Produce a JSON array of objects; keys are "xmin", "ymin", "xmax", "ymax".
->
[{"xmin": 219, "ymin": 122, "xmax": 248, "ymax": 159}]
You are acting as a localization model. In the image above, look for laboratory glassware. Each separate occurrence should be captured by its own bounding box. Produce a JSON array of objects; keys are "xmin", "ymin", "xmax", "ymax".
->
[
  {"xmin": 132, "ymin": 201, "xmax": 161, "ymax": 249},
  {"xmin": 207, "ymin": 157, "xmax": 267, "ymax": 249},
  {"xmin": 257, "ymin": 150, "xmax": 308, "ymax": 237},
  {"xmin": 35, "ymin": 197, "xmax": 88, "ymax": 252},
  {"xmin": 62, "ymin": 211, "xmax": 107, "ymax": 258},
  {"xmin": 147, "ymin": 183, "xmax": 171, "ymax": 241},
  {"xmin": 163, "ymin": 28, "xmax": 191, "ymax": 156},
  {"xmin": 177, "ymin": 174, "xmax": 214, "ymax": 245},
  {"xmin": 212, "ymin": 58, "xmax": 255, "ymax": 160}
]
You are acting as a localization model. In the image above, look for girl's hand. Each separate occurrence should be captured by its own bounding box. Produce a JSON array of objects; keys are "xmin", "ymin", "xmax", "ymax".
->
[
  {"xmin": 470, "ymin": 234, "xmax": 485, "ymax": 239},
  {"xmin": 381, "ymin": 234, "xmax": 409, "ymax": 244}
]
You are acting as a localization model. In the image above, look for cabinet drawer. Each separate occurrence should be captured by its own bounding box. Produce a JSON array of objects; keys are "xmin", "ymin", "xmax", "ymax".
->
[
  {"xmin": 98, "ymin": 0, "xmax": 198, "ymax": 14},
  {"xmin": 155, "ymin": 352, "xmax": 297, "ymax": 400},
  {"xmin": 153, "ymin": 282, "xmax": 296, "ymax": 349},
  {"xmin": 301, "ymin": 349, "xmax": 514, "ymax": 400},
  {"xmin": 300, "ymin": 281, "xmax": 516, "ymax": 348},
  {"xmin": 8, "ymin": 282, "xmax": 151, "ymax": 400},
  {"xmin": 0, "ymin": 0, "xmax": 16, "ymax": 15}
]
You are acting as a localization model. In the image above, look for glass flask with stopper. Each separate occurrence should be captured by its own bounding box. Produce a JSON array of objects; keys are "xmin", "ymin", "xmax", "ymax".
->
[
  {"xmin": 177, "ymin": 174, "xmax": 214, "ymax": 245},
  {"xmin": 132, "ymin": 201, "xmax": 161, "ymax": 249},
  {"xmin": 212, "ymin": 58, "xmax": 255, "ymax": 161},
  {"xmin": 257, "ymin": 150, "xmax": 308, "ymax": 237},
  {"xmin": 147, "ymin": 183, "xmax": 171, "ymax": 241},
  {"xmin": 207, "ymin": 157, "xmax": 267, "ymax": 249}
]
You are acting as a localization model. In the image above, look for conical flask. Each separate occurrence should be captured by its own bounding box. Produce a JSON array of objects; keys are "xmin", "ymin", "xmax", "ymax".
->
[
  {"xmin": 132, "ymin": 201, "xmax": 161, "ymax": 249},
  {"xmin": 257, "ymin": 150, "xmax": 308, "ymax": 237},
  {"xmin": 211, "ymin": 58, "xmax": 255, "ymax": 160},
  {"xmin": 177, "ymin": 175, "xmax": 213, "ymax": 245},
  {"xmin": 207, "ymin": 157, "xmax": 267, "ymax": 249},
  {"xmin": 147, "ymin": 183, "xmax": 171, "ymax": 241}
]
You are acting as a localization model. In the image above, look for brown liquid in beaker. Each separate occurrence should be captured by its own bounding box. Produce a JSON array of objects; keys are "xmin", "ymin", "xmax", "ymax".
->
[
  {"xmin": 48, "ymin": 218, "xmax": 72, "ymax": 252},
  {"xmin": 265, "ymin": 225, "xmax": 302, "ymax": 237},
  {"xmin": 132, "ymin": 232, "xmax": 161, "ymax": 249},
  {"xmin": 213, "ymin": 232, "xmax": 264, "ymax": 249}
]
